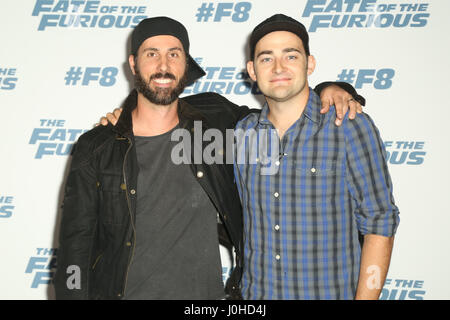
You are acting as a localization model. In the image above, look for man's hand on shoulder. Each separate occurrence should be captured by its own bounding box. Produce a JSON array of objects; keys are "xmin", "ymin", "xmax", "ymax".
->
[
  {"xmin": 319, "ymin": 84, "xmax": 363, "ymax": 126},
  {"xmin": 97, "ymin": 107, "xmax": 122, "ymax": 126}
]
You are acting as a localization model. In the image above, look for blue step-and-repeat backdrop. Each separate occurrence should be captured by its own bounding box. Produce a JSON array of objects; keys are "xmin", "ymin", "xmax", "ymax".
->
[{"xmin": 1, "ymin": 0, "xmax": 449, "ymax": 299}]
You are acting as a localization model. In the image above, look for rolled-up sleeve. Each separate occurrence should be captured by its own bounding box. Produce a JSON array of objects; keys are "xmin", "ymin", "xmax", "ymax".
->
[{"xmin": 344, "ymin": 113, "xmax": 400, "ymax": 237}]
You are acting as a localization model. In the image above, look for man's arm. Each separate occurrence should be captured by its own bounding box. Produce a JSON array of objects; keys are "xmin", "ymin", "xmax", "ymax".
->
[
  {"xmin": 227, "ymin": 81, "xmax": 365, "ymax": 123},
  {"xmin": 99, "ymin": 82, "xmax": 364, "ymax": 126},
  {"xmin": 343, "ymin": 112, "xmax": 400, "ymax": 300},
  {"xmin": 53, "ymin": 135, "xmax": 99, "ymax": 299},
  {"xmin": 220, "ymin": 81, "xmax": 365, "ymax": 123},
  {"xmin": 355, "ymin": 234, "xmax": 394, "ymax": 299},
  {"xmin": 314, "ymin": 82, "xmax": 365, "ymax": 126}
]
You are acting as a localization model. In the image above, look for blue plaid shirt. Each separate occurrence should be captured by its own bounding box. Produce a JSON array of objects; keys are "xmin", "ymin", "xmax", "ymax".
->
[{"xmin": 233, "ymin": 89, "xmax": 400, "ymax": 300}]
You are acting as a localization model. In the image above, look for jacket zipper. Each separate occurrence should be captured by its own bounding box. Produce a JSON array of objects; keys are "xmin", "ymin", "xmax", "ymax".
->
[
  {"xmin": 121, "ymin": 137, "xmax": 136, "ymax": 298},
  {"xmin": 91, "ymin": 253, "xmax": 103, "ymax": 270}
]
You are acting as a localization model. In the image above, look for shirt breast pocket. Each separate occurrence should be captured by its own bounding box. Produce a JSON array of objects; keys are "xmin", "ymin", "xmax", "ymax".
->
[
  {"xmin": 294, "ymin": 160, "xmax": 340, "ymax": 177},
  {"xmin": 292, "ymin": 160, "xmax": 342, "ymax": 205}
]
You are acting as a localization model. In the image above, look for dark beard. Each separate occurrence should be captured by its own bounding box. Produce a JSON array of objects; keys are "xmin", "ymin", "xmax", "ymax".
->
[{"xmin": 134, "ymin": 65, "xmax": 188, "ymax": 106}]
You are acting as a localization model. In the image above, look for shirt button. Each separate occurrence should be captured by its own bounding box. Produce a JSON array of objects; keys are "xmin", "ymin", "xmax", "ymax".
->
[
  {"xmin": 120, "ymin": 183, "xmax": 126, "ymax": 191},
  {"xmin": 274, "ymin": 225, "xmax": 280, "ymax": 231},
  {"xmin": 126, "ymin": 241, "xmax": 132, "ymax": 247},
  {"xmin": 274, "ymin": 192, "xmax": 279, "ymax": 198},
  {"xmin": 275, "ymin": 254, "xmax": 281, "ymax": 260},
  {"xmin": 197, "ymin": 171, "xmax": 204, "ymax": 178},
  {"xmin": 311, "ymin": 167, "xmax": 316, "ymax": 173},
  {"xmin": 275, "ymin": 160, "xmax": 280, "ymax": 166},
  {"xmin": 130, "ymin": 189, "xmax": 136, "ymax": 195}
]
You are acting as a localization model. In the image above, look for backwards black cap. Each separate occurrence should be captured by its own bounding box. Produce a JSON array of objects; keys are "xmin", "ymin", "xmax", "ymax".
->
[
  {"xmin": 249, "ymin": 14, "xmax": 310, "ymax": 60},
  {"xmin": 131, "ymin": 16, "xmax": 205, "ymax": 86}
]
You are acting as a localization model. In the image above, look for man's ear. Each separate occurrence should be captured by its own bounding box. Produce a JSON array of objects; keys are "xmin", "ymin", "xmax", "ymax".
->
[
  {"xmin": 246, "ymin": 60, "xmax": 257, "ymax": 82},
  {"xmin": 307, "ymin": 55, "xmax": 316, "ymax": 76},
  {"xmin": 129, "ymin": 55, "xmax": 136, "ymax": 75}
]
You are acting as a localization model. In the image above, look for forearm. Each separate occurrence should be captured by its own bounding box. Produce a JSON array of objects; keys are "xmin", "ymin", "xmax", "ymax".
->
[
  {"xmin": 314, "ymin": 81, "xmax": 365, "ymax": 106},
  {"xmin": 355, "ymin": 234, "xmax": 395, "ymax": 300}
]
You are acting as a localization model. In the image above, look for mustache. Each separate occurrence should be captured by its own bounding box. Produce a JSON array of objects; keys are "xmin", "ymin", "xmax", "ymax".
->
[{"xmin": 149, "ymin": 72, "xmax": 176, "ymax": 81}]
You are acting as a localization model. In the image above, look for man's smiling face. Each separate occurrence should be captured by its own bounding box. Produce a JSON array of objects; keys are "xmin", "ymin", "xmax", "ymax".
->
[
  {"xmin": 247, "ymin": 30, "xmax": 315, "ymax": 104},
  {"xmin": 130, "ymin": 35, "xmax": 188, "ymax": 105}
]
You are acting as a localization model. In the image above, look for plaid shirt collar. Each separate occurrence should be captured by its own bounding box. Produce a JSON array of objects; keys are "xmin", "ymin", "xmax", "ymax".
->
[{"xmin": 257, "ymin": 87, "xmax": 322, "ymax": 129}]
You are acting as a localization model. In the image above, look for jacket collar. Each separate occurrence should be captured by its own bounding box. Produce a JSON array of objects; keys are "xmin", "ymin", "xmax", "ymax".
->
[{"xmin": 113, "ymin": 89, "xmax": 207, "ymax": 138}]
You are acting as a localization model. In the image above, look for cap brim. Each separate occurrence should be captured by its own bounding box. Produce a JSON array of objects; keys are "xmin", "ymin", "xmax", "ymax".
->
[{"xmin": 186, "ymin": 55, "xmax": 205, "ymax": 86}]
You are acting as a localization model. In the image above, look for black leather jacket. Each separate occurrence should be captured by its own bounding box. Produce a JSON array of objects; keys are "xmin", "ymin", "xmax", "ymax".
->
[{"xmin": 54, "ymin": 90, "xmax": 251, "ymax": 299}]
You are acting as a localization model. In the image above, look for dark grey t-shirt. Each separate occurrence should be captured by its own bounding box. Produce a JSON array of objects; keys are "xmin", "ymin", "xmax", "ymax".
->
[{"xmin": 124, "ymin": 125, "xmax": 225, "ymax": 300}]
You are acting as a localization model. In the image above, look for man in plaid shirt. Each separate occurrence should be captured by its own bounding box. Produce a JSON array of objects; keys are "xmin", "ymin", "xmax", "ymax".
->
[{"xmin": 234, "ymin": 14, "xmax": 400, "ymax": 300}]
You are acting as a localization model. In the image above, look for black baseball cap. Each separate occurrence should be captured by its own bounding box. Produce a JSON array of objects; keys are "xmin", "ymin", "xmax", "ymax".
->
[
  {"xmin": 131, "ymin": 16, "xmax": 205, "ymax": 86},
  {"xmin": 249, "ymin": 14, "xmax": 310, "ymax": 60}
]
